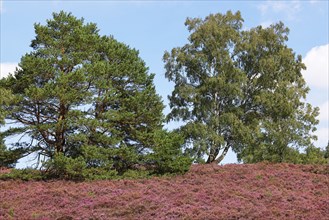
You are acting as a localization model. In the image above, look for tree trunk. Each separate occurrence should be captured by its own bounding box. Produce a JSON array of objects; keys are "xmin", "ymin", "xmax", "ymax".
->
[
  {"xmin": 206, "ymin": 145, "xmax": 220, "ymax": 163},
  {"xmin": 214, "ymin": 144, "xmax": 231, "ymax": 164},
  {"xmin": 55, "ymin": 103, "xmax": 66, "ymax": 154},
  {"xmin": 206, "ymin": 144, "xmax": 231, "ymax": 164}
]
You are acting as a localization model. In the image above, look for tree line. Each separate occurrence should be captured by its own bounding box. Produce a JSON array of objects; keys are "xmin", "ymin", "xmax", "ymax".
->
[{"xmin": 0, "ymin": 11, "xmax": 327, "ymax": 180}]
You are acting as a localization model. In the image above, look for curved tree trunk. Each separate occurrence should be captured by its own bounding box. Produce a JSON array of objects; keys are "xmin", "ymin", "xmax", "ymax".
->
[
  {"xmin": 214, "ymin": 144, "xmax": 230, "ymax": 164},
  {"xmin": 206, "ymin": 144, "xmax": 231, "ymax": 164}
]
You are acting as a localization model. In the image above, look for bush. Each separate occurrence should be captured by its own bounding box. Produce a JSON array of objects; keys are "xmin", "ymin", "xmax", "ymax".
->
[
  {"xmin": 120, "ymin": 169, "xmax": 151, "ymax": 179},
  {"xmin": 0, "ymin": 132, "xmax": 193, "ymax": 181},
  {"xmin": 147, "ymin": 130, "xmax": 192, "ymax": 175},
  {"xmin": 82, "ymin": 167, "xmax": 118, "ymax": 180},
  {"xmin": 43, "ymin": 153, "xmax": 87, "ymax": 180},
  {"xmin": 301, "ymin": 146, "xmax": 327, "ymax": 165},
  {"xmin": 43, "ymin": 150, "xmax": 145, "ymax": 181},
  {"xmin": 0, "ymin": 168, "xmax": 43, "ymax": 181},
  {"xmin": 239, "ymin": 144, "xmax": 328, "ymax": 165}
]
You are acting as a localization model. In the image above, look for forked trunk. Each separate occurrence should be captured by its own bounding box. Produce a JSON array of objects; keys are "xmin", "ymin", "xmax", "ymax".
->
[{"xmin": 206, "ymin": 144, "xmax": 231, "ymax": 164}]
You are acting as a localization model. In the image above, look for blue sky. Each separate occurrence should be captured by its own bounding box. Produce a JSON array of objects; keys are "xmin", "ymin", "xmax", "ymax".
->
[{"xmin": 0, "ymin": 0, "xmax": 328, "ymax": 165}]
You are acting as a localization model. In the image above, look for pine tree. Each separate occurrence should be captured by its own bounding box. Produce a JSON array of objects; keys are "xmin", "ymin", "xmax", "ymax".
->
[
  {"xmin": 0, "ymin": 88, "xmax": 25, "ymax": 168},
  {"xmin": 0, "ymin": 11, "xmax": 190, "ymax": 175}
]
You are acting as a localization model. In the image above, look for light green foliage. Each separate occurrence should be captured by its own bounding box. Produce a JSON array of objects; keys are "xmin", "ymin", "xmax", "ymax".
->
[
  {"xmin": 0, "ymin": 11, "xmax": 191, "ymax": 177},
  {"xmin": 325, "ymin": 142, "xmax": 329, "ymax": 160},
  {"xmin": 164, "ymin": 11, "xmax": 319, "ymax": 164},
  {"xmin": 301, "ymin": 146, "xmax": 327, "ymax": 165},
  {"xmin": 323, "ymin": 143, "xmax": 329, "ymax": 165}
]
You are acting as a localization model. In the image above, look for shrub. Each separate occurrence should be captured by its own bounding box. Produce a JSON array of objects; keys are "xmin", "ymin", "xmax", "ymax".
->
[
  {"xmin": 147, "ymin": 130, "xmax": 192, "ymax": 175},
  {"xmin": 301, "ymin": 146, "xmax": 327, "ymax": 165},
  {"xmin": 82, "ymin": 167, "xmax": 118, "ymax": 180},
  {"xmin": 120, "ymin": 169, "xmax": 151, "ymax": 179},
  {"xmin": 43, "ymin": 153, "xmax": 87, "ymax": 180},
  {"xmin": 0, "ymin": 168, "xmax": 43, "ymax": 181}
]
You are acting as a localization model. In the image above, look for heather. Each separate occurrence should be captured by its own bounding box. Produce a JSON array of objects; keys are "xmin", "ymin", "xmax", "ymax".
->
[
  {"xmin": 1, "ymin": 163, "xmax": 328, "ymax": 219},
  {"xmin": 0, "ymin": 10, "xmax": 328, "ymax": 219}
]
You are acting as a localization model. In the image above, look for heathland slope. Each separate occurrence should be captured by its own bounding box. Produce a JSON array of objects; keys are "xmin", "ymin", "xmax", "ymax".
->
[{"xmin": 1, "ymin": 163, "xmax": 328, "ymax": 219}]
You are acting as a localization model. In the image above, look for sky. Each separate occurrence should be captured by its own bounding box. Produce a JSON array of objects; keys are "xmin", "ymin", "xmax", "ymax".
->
[{"xmin": 0, "ymin": 0, "xmax": 328, "ymax": 166}]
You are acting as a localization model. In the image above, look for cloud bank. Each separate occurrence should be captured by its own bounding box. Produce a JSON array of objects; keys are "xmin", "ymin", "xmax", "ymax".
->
[
  {"xmin": 302, "ymin": 44, "xmax": 329, "ymax": 149},
  {"xmin": 0, "ymin": 63, "xmax": 18, "ymax": 78},
  {"xmin": 303, "ymin": 44, "xmax": 329, "ymax": 89},
  {"xmin": 319, "ymin": 101, "xmax": 329, "ymax": 121},
  {"xmin": 315, "ymin": 127, "xmax": 328, "ymax": 149}
]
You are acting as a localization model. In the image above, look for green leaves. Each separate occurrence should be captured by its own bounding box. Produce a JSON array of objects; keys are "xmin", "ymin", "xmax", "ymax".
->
[
  {"xmin": 147, "ymin": 130, "xmax": 192, "ymax": 174},
  {"xmin": 164, "ymin": 11, "xmax": 319, "ymax": 164}
]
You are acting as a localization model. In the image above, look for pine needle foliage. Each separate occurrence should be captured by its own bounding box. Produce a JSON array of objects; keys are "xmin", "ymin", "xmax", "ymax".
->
[{"xmin": 0, "ymin": 11, "xmax": 191, "ymax": 176}]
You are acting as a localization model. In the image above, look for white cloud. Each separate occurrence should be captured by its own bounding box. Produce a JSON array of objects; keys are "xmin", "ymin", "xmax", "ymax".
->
[
  {"xmin": 257, "ymin": 1, "xmax": 301, "ymax": 20},
  {"xmin": 302, "ymin": 44, "xmax": 329, "ymax": 89},
  {"xmin": 0, "ymin": 63, "xmax": 18, "ymax": 78},
  {"xmin": 259, "ymin": 21, "xmax": 272, "ymax": 28},
  {"xmin": 314, "ymin": 127, "xmax": 329, "ymax": 149},
  {"xmin": 319, "ymin": 101, "xmax": 329, "ymax": 121},
  {"xmin": 0, "ymin": 0, "xmax": 3, "ymax": 13}
]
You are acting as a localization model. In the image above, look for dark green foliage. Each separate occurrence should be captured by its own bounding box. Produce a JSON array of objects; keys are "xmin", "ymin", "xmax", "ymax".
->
[
  {"xmin": 0, "ymin": 11, "xmax": 191, "ymax": 178},
  {"xmin": 0, "ymin": 11, "xmax": 102, "ymax": 158},
  {"xmin": 0, "ymin": 88, "xmax": 26, "ymax": 168},
  {"xmin": 44, "ymin": 153, "xmax": 87, "ymax": 180},
  {"xmin": 163, "ymin": 11, "xmax": 319, "ymax": 164},
  {"xmin": 147, "ymin": 130, "xmax": 192, "ymax": 174},
  {"xmin": 0, "ymin": 143, "xmax": 26, "ymax": 168},
  {"xmin": 0, "ymin": 88, "xmax": 15, "ymax": 124},
  {"xmin": 80, "ymin": 145, "xmax": 114, "ymax": 170},
  {"xmin": 0, "ymin": 168, "xmax": 43, "ymax": 181}
]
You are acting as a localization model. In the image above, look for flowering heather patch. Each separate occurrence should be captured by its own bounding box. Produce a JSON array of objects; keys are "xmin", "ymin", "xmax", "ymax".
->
[
  {"xmin": 0, "ymin": 168, "xmax": 11, "ymax": 175},
  {"xmin": 0, "ymin": 163, "xmax": 328, "ymax": 219}
]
